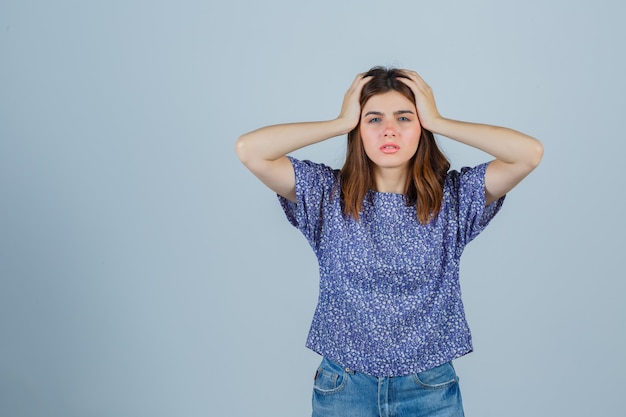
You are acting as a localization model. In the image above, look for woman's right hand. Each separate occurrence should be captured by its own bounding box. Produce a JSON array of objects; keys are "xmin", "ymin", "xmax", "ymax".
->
[{"xmin": 337, "ymin": 73, "xmax": 372, "ymax": 132}]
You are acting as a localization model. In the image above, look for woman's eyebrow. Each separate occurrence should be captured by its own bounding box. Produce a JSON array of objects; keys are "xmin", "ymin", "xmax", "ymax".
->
[{"xmin": 363, "ymin": 110, "xmax": 415, "ymax": 116}]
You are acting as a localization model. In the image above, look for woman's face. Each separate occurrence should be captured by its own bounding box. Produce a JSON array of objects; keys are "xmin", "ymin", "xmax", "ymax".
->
[{"xmin": 359, "ymin": 90, "xmax": 421, "ymax": 171}]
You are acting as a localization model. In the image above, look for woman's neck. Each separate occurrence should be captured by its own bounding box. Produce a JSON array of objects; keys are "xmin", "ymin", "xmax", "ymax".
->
[{"xmin": 372, "ymin": 166, "xmax": 409, "ymax": 194}]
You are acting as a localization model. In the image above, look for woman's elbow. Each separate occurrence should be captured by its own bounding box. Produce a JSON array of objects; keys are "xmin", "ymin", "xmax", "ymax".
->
[
  {"xmin": 528, "ymin": 138, "xmax": 544, "ymax": 169},
  {"xmin": 235, "ymin": 134, "xmax": 253, "ymax": 165}
]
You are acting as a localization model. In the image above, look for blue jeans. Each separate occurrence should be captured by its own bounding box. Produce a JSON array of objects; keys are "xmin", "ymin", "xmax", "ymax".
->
[{"xmin": 312, "ymin": 357, "xmax": 464, "ymax": 417}]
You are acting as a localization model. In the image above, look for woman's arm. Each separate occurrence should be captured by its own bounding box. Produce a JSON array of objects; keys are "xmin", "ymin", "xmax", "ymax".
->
[
  {"xmin": 424, "ymin": 119, "xmax": 543, "ymax": 205},
  {"xmin": 399, "ymin": 70, "xmax": 544, "ymax": 205},
  {"xmin": 235, "ymin": 74, "xmax": 371, "ymax": 202}
]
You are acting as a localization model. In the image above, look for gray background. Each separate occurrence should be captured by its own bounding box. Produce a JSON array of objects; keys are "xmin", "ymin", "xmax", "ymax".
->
[{"xmin": 1, "ymin": 0, "xmax": 624, "ymax": 416}]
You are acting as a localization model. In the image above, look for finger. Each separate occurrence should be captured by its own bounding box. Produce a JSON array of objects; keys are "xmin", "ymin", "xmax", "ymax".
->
[
  {"xmin": 350, "ymin": 75, "xmax": 373, "ymax": 95},
  {"xmin": 412, "ymin": 73, "xmax": 430, "ymax": 89},
  {"xmin": 357, "ymin": 73, "xmax": 373, "ymax": 84},
  {"xmin": 400, "ymin": 69, "xmax": 428, "ymax": 87},
  {"xmin": 399, "ymin": 73, "xmax": 431, "ymax": 96},
  {"xmin": 349, "ymin": 73, "xmax": 371, "ymax": 89},
  {"xmin": 397, "ymin": 76, "xmax": 420, "ymax": 93}
]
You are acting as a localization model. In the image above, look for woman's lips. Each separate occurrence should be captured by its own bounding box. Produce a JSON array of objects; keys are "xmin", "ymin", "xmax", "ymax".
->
[{"xmin": 380, "ymin": 143, "xmax": 400, "ymax": 154}]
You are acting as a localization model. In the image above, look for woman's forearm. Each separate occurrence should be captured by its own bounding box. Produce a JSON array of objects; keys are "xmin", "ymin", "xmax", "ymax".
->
[
  {"xmin": 235, "ymin": 118, "xmax": 352, "ymax": 165},
  {"xmin": 397, "ymin": 70, "xmax": 543, "ymax": 170},
  {"xmin": 236, "ymin": 74, "xmax": 371, "ymax": 167},
  {"xmin": 429, "ymin": 117, "xmax": 544, "ymax": 168}
]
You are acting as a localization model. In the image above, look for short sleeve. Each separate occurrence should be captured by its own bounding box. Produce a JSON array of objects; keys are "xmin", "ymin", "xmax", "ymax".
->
[
  {"xmin": 448, "ymin": 162, "xmax": 505, "ymax": 247},
  {"xmin": 277, "ymin": 157, "xmax": 338, "ymax": 249}
]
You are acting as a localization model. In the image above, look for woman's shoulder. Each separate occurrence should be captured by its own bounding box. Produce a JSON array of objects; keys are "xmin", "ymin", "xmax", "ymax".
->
[
  {"xmin": 288, "ymin": 156, "xmax": 340, "ymax": 185},
  {"xmin": 444, "ymin": 162, "xmax": 490, "ymax": 188},
  {"xmin": 288, "ymin": 156, "xmax": 338, "ymax": 171}
]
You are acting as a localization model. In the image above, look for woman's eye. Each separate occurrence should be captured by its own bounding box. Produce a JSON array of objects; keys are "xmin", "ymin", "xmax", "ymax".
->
[
  {"xmin": 398, "ymin": 116, "xmax": 410, "ymax": 121},
  {"xmin": 368, "ymin": 117, "xmax": 381, "ymax": 123}
]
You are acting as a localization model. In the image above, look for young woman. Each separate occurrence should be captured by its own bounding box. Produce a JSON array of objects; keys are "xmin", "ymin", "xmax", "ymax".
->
[{"xmin": 235, "ymin": 67, "xmax": 543, "ymax": 417}]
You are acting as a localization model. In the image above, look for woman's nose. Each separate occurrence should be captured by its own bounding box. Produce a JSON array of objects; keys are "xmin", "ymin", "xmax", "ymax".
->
[{"xmin": 383, "ymin": 123, "xmax": 397, "ymax": 137}]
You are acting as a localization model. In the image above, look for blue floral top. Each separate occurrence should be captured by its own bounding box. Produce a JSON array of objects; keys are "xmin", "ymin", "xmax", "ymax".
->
[{"xmin": 278, "ymin": 157, "xmax": 505, "ymax": 377}]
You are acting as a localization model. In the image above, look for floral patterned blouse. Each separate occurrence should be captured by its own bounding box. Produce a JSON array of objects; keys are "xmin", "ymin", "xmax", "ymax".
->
[{"xmin": 279, "ymin": 157, "xmax": 505, "ymax": 377}]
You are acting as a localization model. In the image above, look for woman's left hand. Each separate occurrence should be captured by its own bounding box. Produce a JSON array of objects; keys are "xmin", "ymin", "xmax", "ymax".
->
[
  {"xmin": 398, "ymin": 70, "xmax": 442, "ymax": 132},
  {"xmin": 398, "ymin": 70, "xmax": 543, "ymax": 205}
]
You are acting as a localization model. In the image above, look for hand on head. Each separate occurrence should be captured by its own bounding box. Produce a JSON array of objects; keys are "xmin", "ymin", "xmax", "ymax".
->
[
  {"xmin": 338, "ymin": 73, "xmax": 373, "ymax": 131},
  {"xmin": 397, "ymin": 70, "xmax": 442, "ymax": 131}
]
